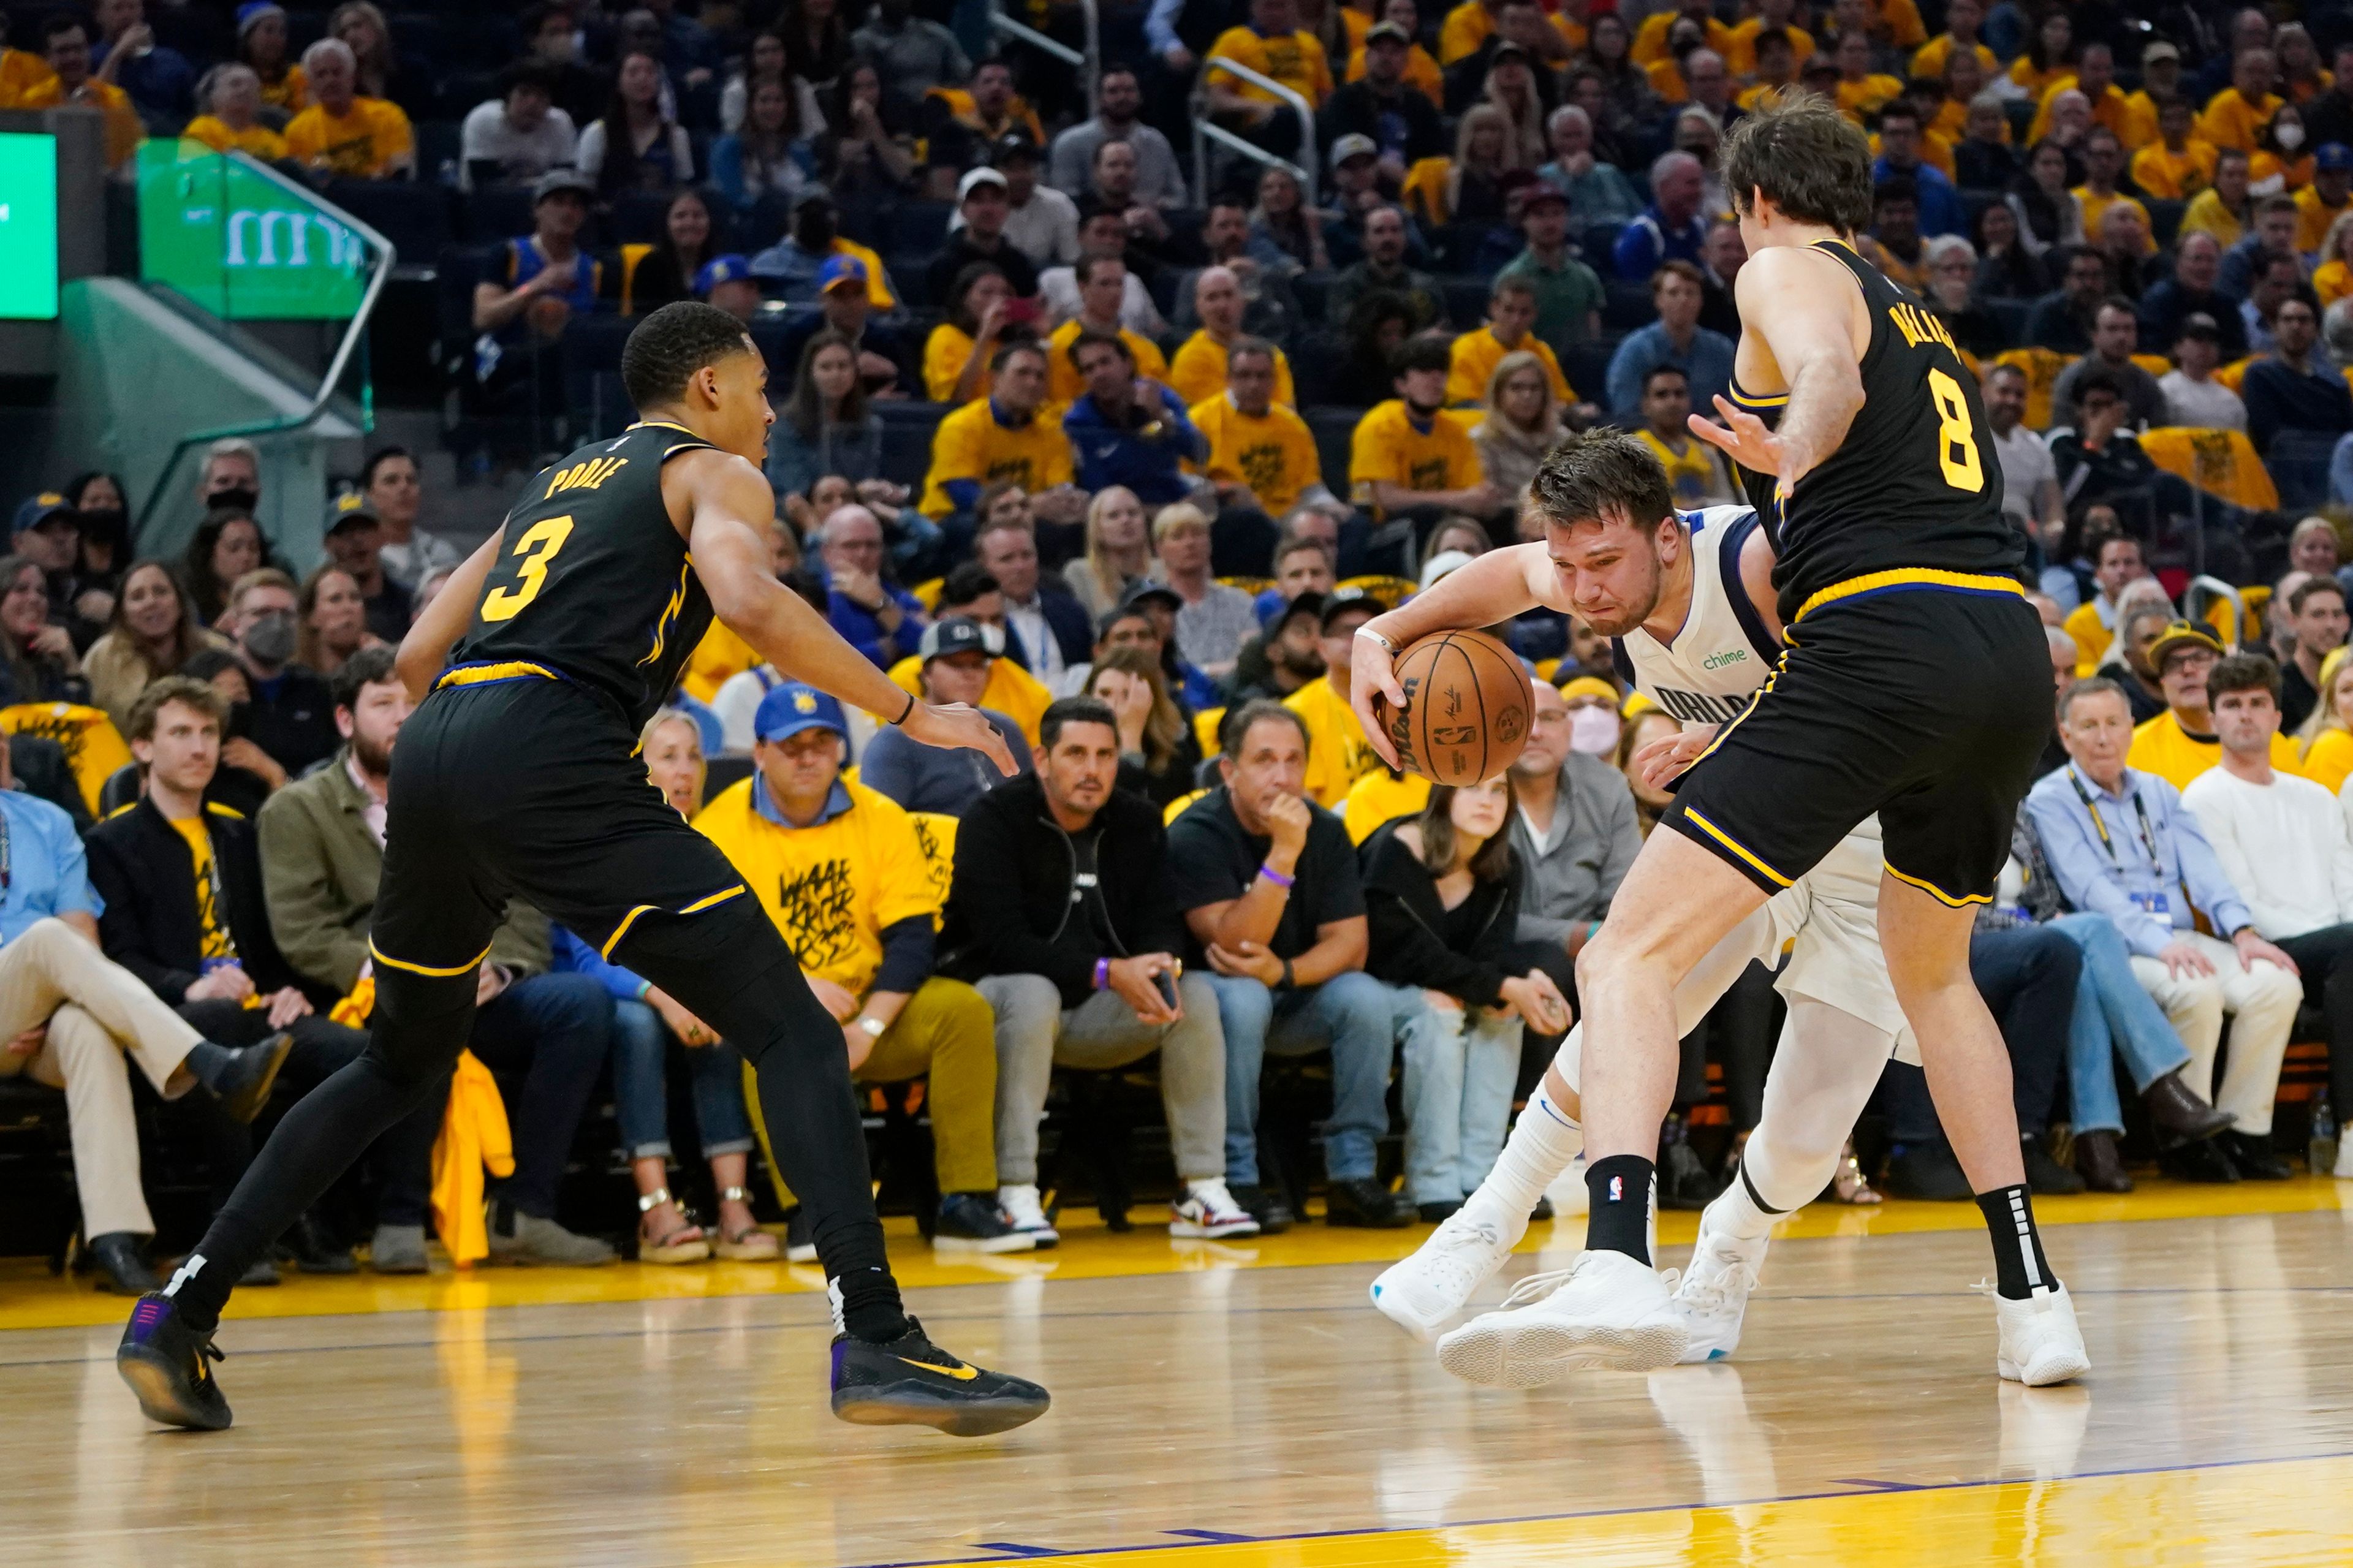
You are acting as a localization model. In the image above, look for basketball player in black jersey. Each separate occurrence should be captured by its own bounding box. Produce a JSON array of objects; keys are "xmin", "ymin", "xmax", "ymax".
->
[
  {"xmin": 116, "ymin": 304, "xmax": 1052, "ymax": 1437},
  {"xmin": 1355, "ymin": 96, "xmax": 2087, "ymax": 1383}
]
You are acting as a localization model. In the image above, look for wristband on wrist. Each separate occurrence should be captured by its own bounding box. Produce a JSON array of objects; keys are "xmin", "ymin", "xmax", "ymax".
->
[
  {"xmin": 1277, "ymin": 958, "xmax": 1295, "ymax": 991},
  {"xmin": 891, "ymin": 688, "xmax": 916, "ymax": 726},
  {"xmin": 1354, "ymin": 625, "xmax": 1398, "ymax": 654},
  {"xmin": 1259, "ymin": 862, "xmax": 1295, "ymax": 889},
  {"xmin": 636, "ymin": 980, "xmax": 653, "ymax": 1000},
  {"xmin": 1093, "ymin": 957, "xmax": 1111, "ymax": 991}
]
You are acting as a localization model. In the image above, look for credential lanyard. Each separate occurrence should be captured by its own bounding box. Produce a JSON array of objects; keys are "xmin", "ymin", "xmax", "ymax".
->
[{"xmin": 2066, "ymin": 767, "xmax": 2160, "ymax": 872}]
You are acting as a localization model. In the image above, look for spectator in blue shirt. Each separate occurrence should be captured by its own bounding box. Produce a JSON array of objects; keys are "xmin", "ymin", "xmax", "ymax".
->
[
  {"xmin": 1605, "ymin": 260, "xmax": 1736, "ymax": 419},
  {"xmin": 92, "ymin": 0, "xmax": 195, "ymax": 131},
  {"xmin": 817, "ymin": 503, "xmax": 929, "ymax": 667},
  {"xmin": 1611, "ymin": 151, "xmax": 1709, "ymax": 280},
  {"xmin": 2242, "ymin": 298, "xmax": 2353, "ymax": 457},
  {"xmin": 860, "ymin": 615, "xmax": 1033, "ymax": 816},
  {"xmin": 1871, "ymin": 100, "xmax": 1967, "ymax": 238},
  {"xmin": 1063, "ymin": 329, "xmax": 1211, "ymax": 506}
]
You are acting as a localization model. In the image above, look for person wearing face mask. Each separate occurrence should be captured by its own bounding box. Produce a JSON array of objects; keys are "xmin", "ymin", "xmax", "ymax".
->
[
  {"xmin": 1556, "ymin": 675, "xmax": 1627, "ymax": 756},
  {"xmin": 881, "ymin": 561, "xmax": 1053, "ymax": 746},
  {"xmin": 60, "ymin": 472, "xmax": 127, "ymax": 632},
  {"xmin": 219, "ymin": 569, "xmax": 336, "ymax": 788}
]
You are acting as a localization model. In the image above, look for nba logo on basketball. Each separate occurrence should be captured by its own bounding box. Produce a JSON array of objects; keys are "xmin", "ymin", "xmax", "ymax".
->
[{"xmin": 1607, "ymin": 1176, "xmax": 1623, "ymax": 1202}]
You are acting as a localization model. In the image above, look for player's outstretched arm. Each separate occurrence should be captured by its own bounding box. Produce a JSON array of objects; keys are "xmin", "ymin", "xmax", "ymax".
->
[
  {"xmin": 1688, "ymin": 246, "xmax": 1865, "ymax": 495},
  {"xmin": 682, "ymin": 452, "xmax": 1016, "ymax": 775},
  {"xmin": 1351, "ymin": 543, "xmax": 1553, "ymax": 767},
  {"xmin": 393, "ymin": 527, "xmax": 504, "ymax": 703}
]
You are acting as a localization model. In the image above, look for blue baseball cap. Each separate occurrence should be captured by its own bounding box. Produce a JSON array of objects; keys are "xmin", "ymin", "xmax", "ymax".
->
[
  {"xmin": 13, "ymin": 493, "xmax": 75, "ymax": 536},
  {"xmin": 2319, "ymin": 142, "xmax": 2353, "ymax": 174},
  {"xmin": 816, "ymin": 253, "xmax": 868, "ymax": 293},
  {"xmin": 754, "ymin": 682, "xmax": 846, "ymax": 743},
  {"xmin": 694, "ymin": 253, "xmax": 752, "ymax": 295}
]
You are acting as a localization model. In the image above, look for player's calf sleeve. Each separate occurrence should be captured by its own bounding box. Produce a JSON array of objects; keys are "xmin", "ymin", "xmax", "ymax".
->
[
  {"xmin": 1727, "ymin": 1001, "xmax": 1903, "ymax": 1234},
  {"xmin": 1471, "ymin": 1073, "xmax": 1583, "ymax": 1221}
]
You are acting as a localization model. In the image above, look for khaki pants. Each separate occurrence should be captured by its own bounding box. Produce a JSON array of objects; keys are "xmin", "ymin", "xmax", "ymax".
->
[
  {"xmin": 2131, "ymin": 931, "xmax": 2301, "ymax": 1136},
  {"xmin": 0, "ymin": 919, "xmax": 205, "ymax": 1237},
  {"xmin": 746, "ymin": 975, "xmax": 1000, "ymax": 1204}
]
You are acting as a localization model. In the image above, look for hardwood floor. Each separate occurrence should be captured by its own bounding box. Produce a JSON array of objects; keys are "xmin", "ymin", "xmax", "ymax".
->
[{"xmin": 1, "ymin": 1184, "xmax": 2348, "ymax": 1566}]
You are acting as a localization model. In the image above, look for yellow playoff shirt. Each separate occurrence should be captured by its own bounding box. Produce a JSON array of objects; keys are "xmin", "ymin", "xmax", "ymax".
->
[
  {"xmin": 169, "ymin": 810, "xmax": 241, "ymax": 961},
  {"xmin": 2125, "ymin": 710, "xmax": 2302, "ymax": 792},
  {"xmin": 1286, "ymin": 676, "xmax": 1378, "ymax": 808},
  {"xmin": 1168, "ymin": 332, "xmax": 1297, "ymax": 409},
  {"xmin": 182, "ymin": 118, "xmax": 289, "ymax": 160},
  {"xmin": 1345, "ymin": 42, "xmax": 1444, "ymax": 107},
  {"xmin": 1727, "ymin": 20, "xmax": 1816, "ymax": 77},
  {"xmin": 1349, "ymin": 400, "xmax": 1482, "ymax": 514},
  {"xmin": 2297, "ymin": 184, "xmax": 2351, "ymax": 257},
  {"xmin": 1044, "ymin": 319, "xmax": 1169, "ymax": 408},
  {"xmin": 923, "ymin": 323, "xmax": 991, "ymax": 404},
  {"xmin": 1632, "ymin": 10, "xmax": 1732, "ymax": 65},
  {"xmin": 683, "ymin": 620, "xmax": 760, "ymax": 704},
  {"xmin": 919, "ymin": 397, "xmax": 1074, "ymax": 518},
  {"xmin": 1634, "ymin": 429, "xmax": 1735, "ymax": 507},
  {"xmin": 1205, "ymin": 26, "xmax": 1333, "ymax": 107},
  {"xmin": 1189, "ymin": 393, "xmax": 1324, "ymax": 515},
  {"xmin": 2197, "ymin": 88, "xmax": 2281, "ymax": 154},
  {"xmin": 2130, "ymin": 140, "xmax": 2218, "ymax": 201},
  {"xmin": 1445, "ymin": 326, "xmax": 1574, "ymax": 407},
  {"xmin": 284, "ymin": 96, "xmax": 414, "ymax": 177},
  {"xmin": 1343, "ymin": 768, "xmax": 1430, "ymax": 843},
  {"xmin": 692, "ymin": 776, "xmax": 938, "ymax": 998}
]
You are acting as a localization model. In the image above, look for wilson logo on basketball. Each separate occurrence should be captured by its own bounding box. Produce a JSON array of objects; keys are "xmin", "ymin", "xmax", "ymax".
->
[{"xmin": 1380, "ymin": 629, "xmax": 1537, "ymax": 786}]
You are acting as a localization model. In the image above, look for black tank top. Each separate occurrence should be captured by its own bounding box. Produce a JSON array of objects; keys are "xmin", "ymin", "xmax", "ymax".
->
[
  {"xmin": 445, "ymin": 420, "xmax": 718, "ymax": 731},
  {"xmin": 1727, "ymin": 240, "xmax": 2018, "ymax": 625}
]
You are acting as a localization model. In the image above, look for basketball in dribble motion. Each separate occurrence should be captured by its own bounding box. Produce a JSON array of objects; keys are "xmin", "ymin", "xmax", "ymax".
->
[{"xmin": 1377, "ymin": 629, "xmax": 1537, "ymax": 785}]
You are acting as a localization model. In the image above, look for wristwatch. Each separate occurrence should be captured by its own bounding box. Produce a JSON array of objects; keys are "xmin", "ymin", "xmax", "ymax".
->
[{"xmin": 855, "ymin": 1015, "xmax": 886, "ymax": 1039}]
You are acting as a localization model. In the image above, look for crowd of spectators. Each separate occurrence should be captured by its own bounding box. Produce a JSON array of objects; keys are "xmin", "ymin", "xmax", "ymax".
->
[{"xmin": 17, "ymin": 0, "xmax": 2353, "ymax": 1275}]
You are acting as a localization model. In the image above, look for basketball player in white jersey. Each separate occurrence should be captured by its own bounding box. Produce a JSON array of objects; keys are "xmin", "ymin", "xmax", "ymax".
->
[{"xmin": 1365, "ymin": 442, "xmax": 2087, "ymax": 1387}]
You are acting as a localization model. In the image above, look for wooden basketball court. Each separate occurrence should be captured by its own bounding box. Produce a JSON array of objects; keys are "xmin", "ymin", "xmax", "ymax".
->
[{"xmin": 3, "ymin": 1181, "xmax": 2349, "ymax": 1566}]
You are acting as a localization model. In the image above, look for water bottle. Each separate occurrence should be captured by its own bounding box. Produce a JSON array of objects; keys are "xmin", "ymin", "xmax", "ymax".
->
[{"xmin": 2310, "ymin": 1091, "xmax": 2338, "ymax": 1180}]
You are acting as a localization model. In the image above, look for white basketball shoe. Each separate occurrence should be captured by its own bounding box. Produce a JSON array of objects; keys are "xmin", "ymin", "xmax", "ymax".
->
[
  {"xmin": 1369, "ymin": 1199, "xmax": 1526, "ymax": 1340},
  {"xmin": 1435, "ymin": 1250, "xmax": 1689, "ymax": 1387},
  {"xmin": 1671, "ymin": 1202, "xmax": 1768, "ymax": 1364},
  {"xmin": 1991, "ymin": 1284, "xmax": 2091, "ymax": 1386}
]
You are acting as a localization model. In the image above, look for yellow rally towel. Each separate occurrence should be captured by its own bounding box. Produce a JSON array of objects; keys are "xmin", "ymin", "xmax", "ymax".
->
[
  {"xmin": 431, "ymin": 1050, "xmax": 513, "ymax": 1267},
  {"xmin": 0, "ymin": 703, "xmax": 132, "ymax": 814},
  {"xmin": 328, "ymin": 975, "xmax": 375, "ymax": 1028}
]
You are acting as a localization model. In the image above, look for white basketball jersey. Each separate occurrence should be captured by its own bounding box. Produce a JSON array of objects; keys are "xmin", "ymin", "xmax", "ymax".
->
[{"xmin": 1612, "ymin": 507, "xmax": 1779, "ymax": 725}]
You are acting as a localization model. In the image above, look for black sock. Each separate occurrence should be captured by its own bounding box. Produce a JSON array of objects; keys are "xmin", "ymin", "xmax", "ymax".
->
[
  {"xmin": 832, "ymin": 1265, "xmax": 911, "ymax": 1343},
  {"xmin": 1975, "ymin": 1183, "xmax": 2056, "ymax": 1300},
  {"xmin": 1583, "ymin": 1154, "xmax": 1654, "ymax": 1265}
]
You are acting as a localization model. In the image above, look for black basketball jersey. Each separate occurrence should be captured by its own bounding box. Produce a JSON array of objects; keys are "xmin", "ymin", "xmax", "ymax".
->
[
  {"xmin": 1726, "ymin": 240, "xmax": 2017, "ymax": 625},
  {"xmin": 445, "ymin": 420, "xmax": 718, "ymax": 732}
]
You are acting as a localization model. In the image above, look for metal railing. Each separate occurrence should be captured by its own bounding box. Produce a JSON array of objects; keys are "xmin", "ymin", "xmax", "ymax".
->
[
  {"xmin": 135, "ymin": 151, "xmax": 392, "ymax": 535},
  {"xmin": 2184, "ymin": 574, "xmax": 2246, "ymax": 646},
  {"xmin": 989, "ymin": 0, "xmax": 1098, "ymax": 121},
  {"xmin": 1192, "ymin": 55, "xmax": 1317, "ymax": 205}
]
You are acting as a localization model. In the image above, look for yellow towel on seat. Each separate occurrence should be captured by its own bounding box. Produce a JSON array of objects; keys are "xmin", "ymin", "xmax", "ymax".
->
[{"xmin": 431, "ymin": 1050, "xmax": 513, "ymax": 1267}]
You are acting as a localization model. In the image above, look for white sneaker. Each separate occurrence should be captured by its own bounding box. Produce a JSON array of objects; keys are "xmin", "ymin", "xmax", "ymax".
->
[
  {"xmin": 1368, "ymin": 1199, "xmax": 1524, "ymax": 1341},
  {"xmin": 1992, "ymin": 1284, "xmax": 2091, "ymax": 1387},
  {"xmin": 1169, "ymin": 1178, "xmax": 1260, "ymax": 1239},
  {"xmin": 996, "ymin": 1184, "xmax": 1061, "ymax": 1249},
  {"xmin": 1435, "ymin": 1250, "xmax": 1689, "ymax": 1387},
  {"xmin": 1672, "ymin": 1203, "xmax": 1768, "ymax": 1365}
]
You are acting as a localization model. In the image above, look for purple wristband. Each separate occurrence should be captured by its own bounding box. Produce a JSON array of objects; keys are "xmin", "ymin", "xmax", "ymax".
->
[
  {"xmin": 1093, "ymin": 958, "xmax": 1111, "ymax": 990},
  {"xmin": 1259, "ymin": 863, "xmax": 1295, "ymax": 889}
]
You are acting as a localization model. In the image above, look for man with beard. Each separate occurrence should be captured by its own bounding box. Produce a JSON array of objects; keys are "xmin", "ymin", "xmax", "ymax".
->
[{"xmin": 1231, "ymin": 589, "xmax": 1328, "ymax": 703}]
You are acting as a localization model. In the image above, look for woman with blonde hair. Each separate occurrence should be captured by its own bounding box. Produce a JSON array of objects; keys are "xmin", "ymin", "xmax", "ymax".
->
[
  {"xmin": 552, "ymin": 709, "xmax": 776, "ymax": 1265},
  {"xmin": 1471, "ymin": 350, "xmax": 1565, "ymax": 504},
  {"xmin": 1482, "ymin": 53, "xmax": 1546, "ymax": 172},
  {"xmin": 2315, "ymin": 211, "xmax": 2353, "ymax": 309},
  {"xmin": 328, "ymin": 1, "xmax": 401, "ymax": 102},
  {"xmin": 1063, "ymin": 486, "xmax": 1151, "ymax": 619},
  {"xmin": 1446, "ymin": 105, "xmax": 1514, "ymax": 222},
  {"xmin": 2296, "ymin": 645, "xmax": 2353, "ymax": 795},
  {"xmin": 1084, "ymin": 645, "xmax": 1203, "ymax": 809},
  {"xmin": 85, "ymin": 561, "xmax": 230, "ymax": 730}
]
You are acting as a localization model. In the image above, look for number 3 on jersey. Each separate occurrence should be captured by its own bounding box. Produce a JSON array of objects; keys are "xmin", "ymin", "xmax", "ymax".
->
[
  {"xmin": 479, "ymin": 516, "xmax": 575, "ymax": 622},
  {"xmin": 1926, "ymin": 369, "xmax": 1984, "ymax": 494}
]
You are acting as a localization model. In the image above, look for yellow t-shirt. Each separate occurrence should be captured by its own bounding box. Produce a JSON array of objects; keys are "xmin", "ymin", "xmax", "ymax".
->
[
  {"xmin": 181, "ymin": 116, "xmax": 290, "ymax": 160},
  {"xmin": 2317, "ymin": 259, "xmax": 2353, "ymax": 309},
  {"xmin": 1726, "ymin": 20, "xmax": 1816, "ymax": 77},
  {"xmin": 1285, "ymin": 676, "xmax": 1377, "ymax": 808},
  {"xmin": 1873, "ymin": 0, "xmax": 1925, "ymax": 48},
  {"xmin": 1438, "ymin": 0, "xmax": 1493, "ymax": 66},
  {"xmin": 923, "ymin": 322, "xmax": 991, "ymax": 404},
  {"xmin": 1168, "ymin": 331, "xmax": 1297, "ymax": 409},
  {"xmin": 1188, "ymin": 393, "xmax": 1324, "ymax": 515},
  {"xmin": 2299, "ymin": 728, "xmax": 2353, "ymax": 797},
  {"xmin": 284, "ymin": 96, "xmax": 414, "ymax": 178},
  {"xmin": 1205, "ymin": 26, "xmax": 1333, "ymax": 108},
  {"xmin": 1349, "ymin": 399, "xmax": 1483, "ymax": 513},
  {"xmin": 2063, "ymin": 599, "xmax": 2111, "ymax": 677},
  {"xmin": 2129, "ymin": 140, "xmax": 2218, "ymax": 202},
  {"xmin": 2027, "ymin": 80, "xmax": 2137, "ymax": 148},
  {"xmin": 918, "ymin": 396, "xmax": 1075, "ymax": 518},
  {"xmin": 1446, "ymin": 325, "xmax": 1574, "ymax": 407},
  {"xmin": 1044, "ymin": 319, "xmax": 1169, "ymax": 409},
  {"xmin": 2296, "ymin": 184, "xmax": 2351, "ymax": 257},
  {"xmin": 886, "ymin": 651, "xmax": 1053, "ymax": 744},
  {"xmin": 692, "ymin": 775, "xmax": 938, "ymax": 996},
  {"xmin": 683, "ymin": 620, "xmax": 760, "ymax": 704},
  {"xmin": 18, "ymin": 75, "xmax": 141, "ymax": 164},
  {"xmin": 1634, "ymin": 429, "xmax": 1735, "ymax": 508},
  {"xmin": 2074, "ymin": 187, "xmax": 2156, "ymax": 253},
  {"xmin": 257, "ymin": 61, "xmax": 307, "ymax": 114},
  {"xmin": 2176, "ymin": 187, "xmax": 2245, "ymax": 249},
  {"xmin": 0, "ymin": 47, "xmax": 57, "ymax": 108},
  {"xmin": 1346, "ymin": 42, "xmax": 1444, "ymax": 109},
  {"xmin": 1343, "ymin": 767, "xmax": 1430, "ymax": 843},
  {"xmin": 1835, "ymin": 74, "xmax": 1904, "ymax": 124},
  {"xmin": 2126, "ymin": 709, "xmax": 2302, "ymax": 792},
  {"xmin": 1632, "ymin": 10, "xmax": 1733, "ymax": 66},
  {"xmin": 1908, "ymin": 34, "xmax": 1994, "ymax": 81},
  {"xmin": 2197, "ymin": 88, "xmax": 2282, "ymax": 154},
  {"xmin": 169, "ymin": 811, "xmax": 240, "ymax": 962}
]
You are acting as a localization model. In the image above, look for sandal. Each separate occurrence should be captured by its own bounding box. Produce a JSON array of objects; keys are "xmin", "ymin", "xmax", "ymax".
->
[
  {"xmin": 1829, "ymin": 1140, "xmax": 1882, "ymax": 1205},
  {"xmin": 636, "ymin": 1187, "xmax": 710, "ymax": 1263},
  {"xmin": 709, "ymin": 1186, "xmax": 779, "ymax": 1261}
]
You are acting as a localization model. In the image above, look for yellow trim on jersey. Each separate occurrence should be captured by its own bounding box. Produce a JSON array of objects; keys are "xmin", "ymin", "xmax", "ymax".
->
[
  {"xmin": 1680, "ymin": 808, "xmax": 1794, "ymax": 888},
  {"xmin": 436, "ymin": 661, "xmax": 560, "ymax": 690},
  {"xmin": 626, "ymin": 420, "xmax": 699, "ymax": 437},
  {"xmin": 677, "ymin": 885, "xmax": 746, "ymax": 915},
  {"xmin": 369, "ymin": 939, "xmax": 495, "ymax": 978},
  {"xmin": 601, "ymin": 884, "xmax": 748, "ymax": 959},
  {"xmin": 1885, "ymin": 863, "xmax": 1991, "ymax": 907},
  {"xmin": 203, "ymin": 801, "xmax": 245, "ymax": 819},
  {"xmin": 1727, "ymin": 384, "xmax": 1789, "ymax": 409},
  {"xmin": 1794, "ymin": 569, "xmax": 2027, "ymax": 624}
]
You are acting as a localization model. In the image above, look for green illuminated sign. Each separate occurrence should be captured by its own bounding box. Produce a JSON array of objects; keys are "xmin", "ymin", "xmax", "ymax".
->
[
  {"xmin": 0, "ymin": 133, "xmax": 59, "ymax": 320},
  {"xmin": 137, "ymin": 141, "xmax": 371, "ymax": 319}
]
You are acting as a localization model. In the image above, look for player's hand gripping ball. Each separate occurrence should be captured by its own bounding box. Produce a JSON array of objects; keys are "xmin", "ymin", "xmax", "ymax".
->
[{"xmin": 1374, "ymin": 629, "xmax": 1536, "ymax": 785}]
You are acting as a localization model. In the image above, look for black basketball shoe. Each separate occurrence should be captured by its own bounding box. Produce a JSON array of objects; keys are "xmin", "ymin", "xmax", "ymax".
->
[
  {"xmin": 116, "ymin": 1293, "xmax": 232, "ymax": 1431},
  {"xmin": 830, "ymin": 1317, "xmax": 1050, "ymax": 1437}
]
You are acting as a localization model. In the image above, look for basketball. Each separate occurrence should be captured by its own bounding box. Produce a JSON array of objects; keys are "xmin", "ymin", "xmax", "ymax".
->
[{"xmin": 1377, "ymin": 628, "xmax": 1537, "ymax": 785}]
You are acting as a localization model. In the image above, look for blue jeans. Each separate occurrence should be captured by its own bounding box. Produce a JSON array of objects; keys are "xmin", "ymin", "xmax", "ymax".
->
[
  {"xmin": 467, "ymin": 972, "xmax": 613, "ymax": 1219},
  {"xmin": 1208, "ymin": 969, "xmax": 1398, "ymax": 1184},
  {"xmin": 1397, "ymin": 992, "xmax": 1520, "ymax": 1205},
  {"xmin": 2051, "ymin": 912, "xmax": 2194, "ymax": 1136},
  {"xmin": 610, "ymin": 998, "xmax": 754, "ymax": 1162}
]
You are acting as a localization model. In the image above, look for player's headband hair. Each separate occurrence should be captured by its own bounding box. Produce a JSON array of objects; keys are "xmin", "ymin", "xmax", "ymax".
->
[{"xmin": 1527, "ymin": 429, "xmax": 1677, "ymax": 538}]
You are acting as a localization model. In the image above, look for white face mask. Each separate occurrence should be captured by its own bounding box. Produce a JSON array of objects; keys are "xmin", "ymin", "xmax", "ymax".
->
[
  {"xmin": 2276, "ymin": 123, "xmax": 2306, "ymax": 151},
  {"xmin": 1567, "ymin": 705, "xmax": 1621, "ymax": 755},
  {"xmin": 979, "ymin": 623, "xmax": 1007, "ymax": 655}
]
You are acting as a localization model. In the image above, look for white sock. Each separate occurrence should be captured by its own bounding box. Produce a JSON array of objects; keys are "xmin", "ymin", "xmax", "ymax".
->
[
  {"xmin": 1471, "ymin": 1080, "xmax": 1583, "ymax": 1220},
  {"xmin": 1708, "ymin": 1161, "xmax": 1781, "ymax": 1243}
]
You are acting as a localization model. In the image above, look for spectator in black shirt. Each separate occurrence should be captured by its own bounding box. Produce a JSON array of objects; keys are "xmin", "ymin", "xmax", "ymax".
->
[
  {"xmin": 925, "ymin": 165, "xmax": 1042, "ymax": 305},
  {"xmin": 1317, "ymin": 21, "xmax": 1447, "ymax": 175},
  {"xmin": 2243, "ymin": 298, "xmax": 2353, "ymax": 456},
  {"xmin": 2308, "ymin": 42, "xmax": 2353, "ymax": 152},
  {"xmin": 2138, "ymin": 231, "xmax": 2248, "ymax": 360},
  {"xmin": 220, "ymin": 568, "xmax": 337, "ymax": 786},
  {"xmin": 2025, "ymin": 245, "xmax": 2110, "ymax": 355},
  {"xmin": 319, "ymin": 493, "xmax": 411, "ymax": 645},
  {"xmin": 2052, "ymin": 369, "xmax": 2161, "ymax": 528}
]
